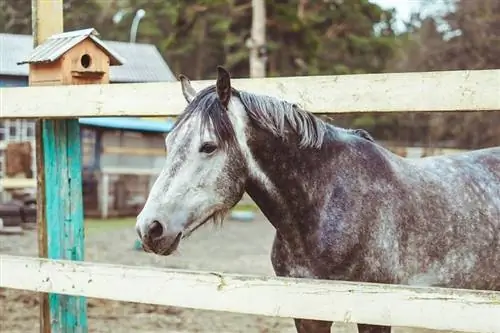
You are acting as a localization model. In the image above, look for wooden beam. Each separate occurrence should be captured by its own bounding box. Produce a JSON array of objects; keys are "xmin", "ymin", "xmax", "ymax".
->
[
  {"xmin": 102, "ymin": 146, "xmax": 166, "ymax": 156},
  {"xmin": 101, "ymin": 167, "xmax": 161, "ymax": 175},
  {"xmin": 99, "ymin": 173, "xmax": 109, "ymax": 219},
  {"xmin": 0, "ymin": 178, "xmax": 37, "ymax": 189},
  {"xmin": 1, "ymin": 69, "xmax": 499, "ymax": 119},
  {"xmin": 31, "ymin": 1, "xmax": 87, "ymax": 332},
  {"xmin": 32, "ymin": 0, "xmax": 63, "ymax": 46},
  {"xmin": 1, "ymin": 255, "xmax": 500, "ymax": 333}
]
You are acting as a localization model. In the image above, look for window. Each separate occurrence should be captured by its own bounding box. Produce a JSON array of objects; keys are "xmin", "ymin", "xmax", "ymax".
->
[
  {"xmin": 0, "ymin": 119, "xmax": 35, "ymax": 141},
  {"xmin": 26, "ymin": 124, "xmax": 35, "ymax": 138},
  {"xmin": 9, "ymin": 124, "xmax": 17, "ymax": 137}
]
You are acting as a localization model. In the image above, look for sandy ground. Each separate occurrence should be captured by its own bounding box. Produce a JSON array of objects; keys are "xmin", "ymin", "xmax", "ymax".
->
[{"xmin": 1, "ymin": 211, "xmax": 456, "ymax": 333}]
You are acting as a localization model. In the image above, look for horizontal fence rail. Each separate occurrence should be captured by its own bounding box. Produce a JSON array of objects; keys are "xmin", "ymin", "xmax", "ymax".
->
[
  {"xmin": 1, "ymin": 69, "xmax": 499, "ymax": 119},
  {"xmin": 1, "ymin": 255, "xmax": 500, "ymax": 333}
]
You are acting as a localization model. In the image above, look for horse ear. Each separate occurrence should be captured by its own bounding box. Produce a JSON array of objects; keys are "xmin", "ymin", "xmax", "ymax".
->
[
  {"xmin": 352, "ymin": 129, "xmax": 374, "ymax": 142},
  {"xmin": 216, "ymin": 66, "xmax": 231, "ymax": 109},
  {"xmin": 179, "ymin": 74, "xmax": 197, "ymax": 103}
]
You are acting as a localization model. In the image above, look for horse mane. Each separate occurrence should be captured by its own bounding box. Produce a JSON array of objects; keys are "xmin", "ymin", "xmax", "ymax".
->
[
  {"xmin": 237, "ymin": 90, "xmax": 326, "ymax": 148},
  {"xmin": 174, "ymin": 85, "xmax": 373, "ymax": 149}
]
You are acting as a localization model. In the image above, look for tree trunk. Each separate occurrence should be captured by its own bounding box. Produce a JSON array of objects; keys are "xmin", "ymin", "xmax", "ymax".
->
[{"xmin": 249, "ymin": 0, "xmax": 266, "ymax": 78}]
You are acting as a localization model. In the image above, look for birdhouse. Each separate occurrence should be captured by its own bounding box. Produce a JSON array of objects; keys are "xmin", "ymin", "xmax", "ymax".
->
[{"xmin": 18, "ymin": 28, "xmax": 125, "ymax": 86}]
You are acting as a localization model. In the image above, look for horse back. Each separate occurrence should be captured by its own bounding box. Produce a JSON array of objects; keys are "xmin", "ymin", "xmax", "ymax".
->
[
  {"xmin": 387, "ymin": 146, "xmax": 500, "ymax": 289},
  {"xmin": 407, "ymin": 146, "xmax": 500, "ymax": 199},
  {"xmin": 324, "ymin": 143, "xmax": 500, "ymax": 290}
]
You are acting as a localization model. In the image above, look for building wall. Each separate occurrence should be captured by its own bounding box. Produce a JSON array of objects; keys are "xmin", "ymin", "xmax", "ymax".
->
[
  {"xmin": 78, "ymin": 127, "xmax": 167, "ymax": 218},
  {"xmin": 100, "ymin": 130, "xmax": 165, "ymax": 172}
]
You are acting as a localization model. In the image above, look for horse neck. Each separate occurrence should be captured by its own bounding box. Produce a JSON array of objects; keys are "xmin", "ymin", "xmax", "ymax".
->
[{"xmin": 243, "ymin": 125, "xmax": 341, "ymax": 240}]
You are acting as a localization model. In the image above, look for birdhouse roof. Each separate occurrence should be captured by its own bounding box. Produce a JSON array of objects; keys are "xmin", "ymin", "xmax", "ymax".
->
[{"xmin": 17, "ymin": 28, "xmax": 125, "ymax": 66}]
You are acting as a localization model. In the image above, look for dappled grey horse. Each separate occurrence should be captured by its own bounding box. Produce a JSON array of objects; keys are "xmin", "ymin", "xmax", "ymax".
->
[{"xmin": 136, "ymin": 66, "xmax": 500, "ymax": 333}]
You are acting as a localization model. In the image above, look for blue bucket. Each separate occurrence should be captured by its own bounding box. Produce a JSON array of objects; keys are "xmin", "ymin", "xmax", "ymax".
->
[{"xmin": 230, "ymin": 210, "xmax": 255, "ymax": 222}]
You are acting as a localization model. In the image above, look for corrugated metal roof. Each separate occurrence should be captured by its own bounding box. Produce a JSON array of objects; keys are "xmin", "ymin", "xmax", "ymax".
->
[
  {"xmin": 79, "ymin": 117, "xmax": 175, "ymax": 133},
  {"xmin": 18, "ymin": 28, "xmax": 125, "ymax": 66},
  {"xmin": 0, "ymin": 32, "xmax": 176, "ymax": 82}
]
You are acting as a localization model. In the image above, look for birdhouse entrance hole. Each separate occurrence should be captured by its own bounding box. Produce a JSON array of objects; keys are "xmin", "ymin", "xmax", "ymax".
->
[{"xmin": 80, "ymin": 54, "xmax": 92, "ymax": 68}]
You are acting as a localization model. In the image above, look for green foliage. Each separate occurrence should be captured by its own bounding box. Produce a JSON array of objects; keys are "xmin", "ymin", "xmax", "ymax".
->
[
  {"xmin": 1, "ymin": 0, "xmax": 398, "ymax": 79},
  {"xmin": 1, "ymin": 0, "xmax": 407, "ymax": 142},
  {"xmin": 1, "ymin": 0, "xmax": 495, "ymax": 149},
  {"xmin": 0, "ymin": 0, "xmax": 31, "ymax": 35}
]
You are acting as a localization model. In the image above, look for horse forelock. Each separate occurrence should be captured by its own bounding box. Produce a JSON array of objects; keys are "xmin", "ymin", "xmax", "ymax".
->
[{"xmin": 172, "ymin": 85, "xmax": 237, "ymax": 149}]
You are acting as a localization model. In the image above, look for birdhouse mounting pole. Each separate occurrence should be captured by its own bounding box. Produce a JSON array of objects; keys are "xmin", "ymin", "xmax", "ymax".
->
[{"xmin": 32, "ymin": 1, "xmax": 88, "ymax": 333}]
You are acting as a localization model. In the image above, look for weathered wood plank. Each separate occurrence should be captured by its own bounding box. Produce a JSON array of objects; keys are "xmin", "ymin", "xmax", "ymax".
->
[
  {"xmin": 1, "ymin": 255, "xmax": 499, "ymax": 333},
  {"xmin": 1, "ymin": 69, "xmax": 499, "ymax": 119}
]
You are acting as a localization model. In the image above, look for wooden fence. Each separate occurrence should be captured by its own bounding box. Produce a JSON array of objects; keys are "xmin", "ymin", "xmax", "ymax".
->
[
  {"xmin": 0, "ymin": 1, "xmax": 499, "ymax": 333},
  {"xmin": 2, "ymin": 69, "xmax": 499, "ymax": 119},
  {"xmin": 2, "ymin": 66, "xmax": 500, "ymax": 333},
  {"xmin": 1, "ymin": 255, "xmax": 499, "ymax": 332}
]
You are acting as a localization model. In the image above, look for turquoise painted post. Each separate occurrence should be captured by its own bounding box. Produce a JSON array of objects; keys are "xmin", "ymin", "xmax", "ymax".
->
[{"xmin": 42, "ymin": 118, "xmax": 87, "ymax": 332}]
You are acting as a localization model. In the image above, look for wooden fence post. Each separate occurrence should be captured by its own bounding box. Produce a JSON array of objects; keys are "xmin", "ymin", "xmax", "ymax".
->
[{"xmin": 32, "ymin": 1, "xmax": 87, "ymax": 332}]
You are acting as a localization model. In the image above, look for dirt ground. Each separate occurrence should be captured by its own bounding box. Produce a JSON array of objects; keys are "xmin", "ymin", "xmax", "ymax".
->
[{"xmin": 1, "ymin": 211, "xmax": 453, "ymax": 333}]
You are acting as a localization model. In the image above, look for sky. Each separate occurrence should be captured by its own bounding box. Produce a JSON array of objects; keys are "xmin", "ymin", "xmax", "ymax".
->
[
  {"xmin": 370, "ymin": 0, "xmax": 422, "ymax": 21},
  {"xmin": 369, "ymin": 0, "xmax": 452, "ymax": 33}
]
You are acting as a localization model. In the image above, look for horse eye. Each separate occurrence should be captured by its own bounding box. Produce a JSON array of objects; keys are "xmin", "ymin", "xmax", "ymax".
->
[{"xmin": 199, "ymin": 142, "xmax": 217, "ymax": 154}]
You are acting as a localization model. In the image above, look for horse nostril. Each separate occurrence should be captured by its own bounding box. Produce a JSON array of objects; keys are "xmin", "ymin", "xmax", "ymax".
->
[{"xmin": 148, "ymin": 220, "xmax": 164, "ymax": 240}]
